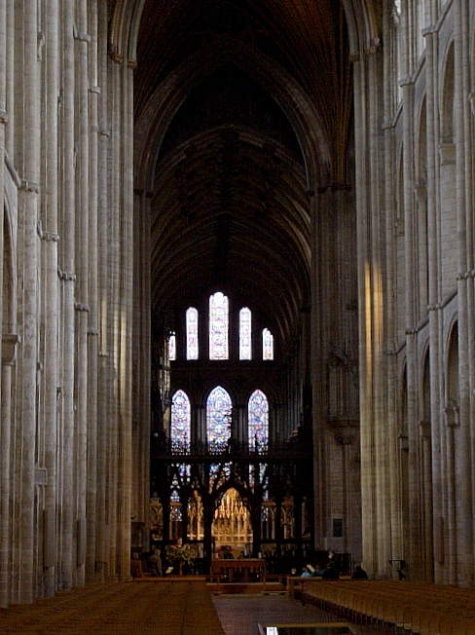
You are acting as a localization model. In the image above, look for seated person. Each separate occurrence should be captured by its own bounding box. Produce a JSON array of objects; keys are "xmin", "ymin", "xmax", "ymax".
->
[
  {"xmin": 321, "ymin": 560, "xmax": 340, "ymax": 580},
  {"xmin": 351, "ymin": 564, "xmax": 368, "ymax": 580},
  {"xmin": 148, "ymin": 546, "xmax": 163, "ymax": 576},
  {"xmin": 300, "ymin": 565, "xmax": 313, "ymax": 577}
]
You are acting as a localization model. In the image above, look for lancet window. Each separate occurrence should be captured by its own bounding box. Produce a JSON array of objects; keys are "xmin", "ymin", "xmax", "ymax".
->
[
  {"xmin": 209, "ymin": 292, "xmax": 229, "ymax": 359},
  {"xmin": 168, "ymin": 333, "xmax": 176, "ymax": 361},
  {"xmin": 171, "ymin": 389, "xmax": 191, "ymax": 449},
  {"xmin": 206, "ymin": 386, "xmax": 232, "ymax": 450},
  {"xmin": 262, "ymin": 328, "xmax": 274, "ymax": 360},
  {"xmin": 248, "ymin": 389, "xmax": 269, "ymax": 451},
  {"xmin": 239, "ymin": 307, "xmax": 252, "ymax": 360},
  {"xmin": 186, "ymin": 307, "xmax": 199, "ymax": 359}
]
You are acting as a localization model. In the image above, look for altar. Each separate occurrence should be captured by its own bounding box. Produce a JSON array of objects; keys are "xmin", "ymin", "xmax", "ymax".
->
[{"xmin": 210, "ymin": 558, "xmax": 266, "ymax": 584}]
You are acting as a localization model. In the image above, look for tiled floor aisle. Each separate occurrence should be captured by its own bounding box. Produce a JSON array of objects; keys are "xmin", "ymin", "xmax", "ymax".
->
[{"xmin": 212, "ymin": 594, "xmax": 393, "ymax": 635}]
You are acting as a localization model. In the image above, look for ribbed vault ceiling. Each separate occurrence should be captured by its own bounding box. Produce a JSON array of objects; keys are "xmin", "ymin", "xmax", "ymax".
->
[{"xmin": 134, "ymin": 0, "xmax": 352, "ymax": 351}]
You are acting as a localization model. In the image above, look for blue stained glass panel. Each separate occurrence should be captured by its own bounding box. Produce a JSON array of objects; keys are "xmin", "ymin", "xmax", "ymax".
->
[
  {"xmin": 206, "ymin": 385, "xmax": 232, "ymax": 449},
  {"xmin": 248, "ymin": 389, "xmax": 269, "ymax": 451},
  {"xmin": 171, "ymin": 390, "xmax": 191, "ymax": 446}
]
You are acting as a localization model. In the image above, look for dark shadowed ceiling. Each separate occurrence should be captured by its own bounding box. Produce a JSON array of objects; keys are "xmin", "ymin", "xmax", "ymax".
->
[{"xmin": 134, "ymin": 0, "xmax": 352, "ymax": 353}]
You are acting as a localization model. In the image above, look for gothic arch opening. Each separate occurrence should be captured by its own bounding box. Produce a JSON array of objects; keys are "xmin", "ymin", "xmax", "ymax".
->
[{"xmin": 213, "ymin": 487, "xmax": 252, "ymax": 556}]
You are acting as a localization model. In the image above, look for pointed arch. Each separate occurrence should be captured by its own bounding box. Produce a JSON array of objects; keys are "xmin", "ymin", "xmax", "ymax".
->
[
  {"xmin": 206, "ymin": 386, "xmax": 232, "ymax": 449},
  {"xmin": 239, "ymin": 307, "xmax": 252, "ymax": 360},
  {"xmin": 248, "ymin": 389, "xmax": 269, "ymax": 451},
  {"xmin": 209, "ymin": 292, "xmax": 229, "ymax": 360},
  {"xmin": 171, "ymin": 389, "xmax": 191, "ymax": 446},
  {"xmin": 186, "ymin": 307, "xmax": 199, "ymax": 360}
]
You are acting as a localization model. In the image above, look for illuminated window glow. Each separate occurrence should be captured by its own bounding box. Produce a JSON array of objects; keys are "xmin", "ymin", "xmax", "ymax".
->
[
  {"xmin": 239, "ymin": 307, "xmax": 252, "ymax": 360},
  {"xmin": 262, "ymin": 328, "xmax": 274, "ymax": 360},
  {"xmin": 206, "ymin": 386, "xmax": 232, "ymax": 449},
  {"xmin": 209, "ymin": 292, "xmax": 229, "ymax": 359},
  {"xmin": 171, "ymin": 390, "xmax": 191, "ymax": 446},
  {"xmin": 186, "ymin": 307, "xmax": 199, "ymax": 360},
  {"xmin": 248, "ymin": 389, "xmax": 269, "ymax": 451},
  {"xmin": 168, "ymin": 333, "xmax": 176, "ymax": 361}
]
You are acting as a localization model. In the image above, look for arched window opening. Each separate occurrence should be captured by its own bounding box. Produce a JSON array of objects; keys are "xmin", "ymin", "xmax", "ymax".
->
[
  {"xmin": 239, "ymin": 307, "xmax": 252, "ymax": 360},
  {"xmin": 186, "ymin": 307, "xmax": 199, "ymax": 360},
  {"xmin": 206, "ymin": 386, "xmax": 232, "ymax": 450},
  {"xmin": 262, "ymin": 328, "xmax": 274, "ymax": 360},
  {"xmin": 209, "ymin": 292, "xmax": 229, "ymax": 359},
  {"xmin": 168, "ymin": 333, "xmax": 176, "ymax": 361},
  {"xmin": 248, "ymin": 389, "xmax": 269, "ymax": 452},
  {"xmin": 171, "ymin": 389, "xmax": 191, "ymax": 449}
]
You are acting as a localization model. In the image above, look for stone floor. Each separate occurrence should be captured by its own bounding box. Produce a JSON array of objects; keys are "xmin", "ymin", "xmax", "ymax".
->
[{"xmin": 212, "ymin": 594, "xmax": 394, "ymax": 635}]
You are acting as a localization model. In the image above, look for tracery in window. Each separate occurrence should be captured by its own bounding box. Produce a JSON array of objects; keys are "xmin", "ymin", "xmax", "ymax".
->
[
  {"xmin": 262, "ymin": 328, "xmax": 274, "ymax": 360},
  {"xmin": 206, "ymin": 385, "xmax": 232, "ymax": 450},
  {"xmin": 209, "ymin": 292, "xmax": 229, "ymax": 360},
  {"xmin": 168, "ymin": 333, "xmax": 176, "ymax": 361},
  {"xmin": 186, "ymin": 307, "xmax": 199, "ymax": 360},
  {"xmin": 248, "ymin": 389, "xmax": 269, "ymax": 451},
  {"xmin": 171, "ymin": 389, "xmax": 191, "ymax": 448},
  {"xmin": 239, "ymin": 307, "xmax": 252, "ymax": 360}
]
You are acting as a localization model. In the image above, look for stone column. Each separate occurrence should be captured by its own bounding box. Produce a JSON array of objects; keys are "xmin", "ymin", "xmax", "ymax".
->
[
  {"xmin": 116, "ymin": 57, "xmax": 134, "ymax": 580},
  {"xmin": 423, "ymin": 20, "xmax": 445, "ymax": 584},
  {"xmin": 444, "ymin": 405, "xmax": 459, "ymax": 584},
  {"xmin": 42, "ymin": 0, "xmax": 60, "ymax": 597},
  {"xmin": 74, "ymin": 0, "xmax": 91, "ymax": 587},
  {"xmin": 132, "ymin": 188, "xmax": 151, "ymax": 540},
  {"xmin": 419, "ymin": 420, "xmax": 434, "ymax": 580},
  {"xmin": 353, "ymin": 43, "xmax": 389, "ymax": 577},
  {"xmin": 95, "ymin": 0, "xmax": 111, "ymax": 581},
  {"xmin": 0, "ymin": 0, "xmax": 7, "ymax": 604},
  {"xmin": 401, "ymin": 68, "xmax": 426, "ymax": 579},
  {"xmin": 18, "ymin": 1, "xmax": 41, "ymax": 603},
  {"xmin": 453, "ymin": 0, "xmax": 473, "ymax": 586},
  {"xmin": 381, "ymin": 5, "xmax": 403, "ymax": 575},
  {"xmin": 0, "ymin": 335, "xmax": 19, "ymax": 607},
  {"xmin": 235, "ymin": 403, "xmax": 247, "ymax": 446},
  {"xmin": 196, "ymin": 405, "xmax": 206, "ymax": 446},
  {"xmin": 335, "ymin": 432, "xmax": 353, "ymax": 555},
  {"xmin": 59, "ymin": 0, "xmax": 77, "ymax": 590},
  {"xmin": 86, "ymin": 0, "xmax": 100, "ymax": 581}
]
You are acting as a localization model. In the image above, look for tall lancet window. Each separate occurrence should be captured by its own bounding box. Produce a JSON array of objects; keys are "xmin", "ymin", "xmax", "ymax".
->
[
  {"xmin": 209, "ymin": 292, "xmax": 228, "ymax": 359},
  {"xmin": 186, "ymin": 307, "xmax": 199, "ymax": 360},
  {"xmin": 171, "ymin": 389, "xmax": 191, "ymax": 448},
  {"xmin": 262, "ymin": 328, "xmax": 274, "ymax": 360},
  {"xmin": 239, "ymin": 307, "xmax": 252, "ymax": 360},
  {"xmin": 248, "ymin": 389, "xmax": 269, "ymax": 452},
  {"xmin": 168, "ymin": 333, "xmax": 176, "ymax": 361},
  {"xmin": 206, "ymin": 386, "xmax": 232, "ymax": 450}
]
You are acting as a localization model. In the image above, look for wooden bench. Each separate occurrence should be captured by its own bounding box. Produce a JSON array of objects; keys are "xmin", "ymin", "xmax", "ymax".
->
[{"xmin": 295, "ymin": 580, "xmax": 475, "ymax": 635}]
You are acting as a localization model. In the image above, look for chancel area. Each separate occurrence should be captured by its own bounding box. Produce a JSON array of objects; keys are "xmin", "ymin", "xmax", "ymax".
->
[{"xmin": 2, "ymin": 1, "xmax": 475, "ymax": 631}]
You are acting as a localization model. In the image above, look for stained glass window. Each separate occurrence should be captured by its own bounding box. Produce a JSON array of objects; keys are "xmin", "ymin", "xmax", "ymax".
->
[
  {"xmin": 168, "ymin": 333, "xmax": 176, "ymax": 361},
  {"xmin": 171, "ymin": 390, "xmax": 191, "ymax": 448},
  {"xmin": 186, "ymin": 307, "xmax": 199, "ymax": 360},
  {"xmin": 206, "ymin": 386, "xmax": 232, "ymax": 450},
  {"xmin": 209, "ymin": 292, "xmax": 229, "ymax": 360},
  {"xmin": 239, "ymin": 307, "xmax": 252, "ymax": 360},
  {"xmin": 262, "ymin": 328, "xmax": 274, "ymax": 360},
  {"xmin": 248, "ymin": 389, "xmax": 269, "ymax": 451}
]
